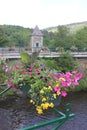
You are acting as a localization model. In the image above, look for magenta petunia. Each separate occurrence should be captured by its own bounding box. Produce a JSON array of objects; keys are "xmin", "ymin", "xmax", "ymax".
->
[
  {"xmin": 61, "ymin": 91, "xmax": 67, "ymax": 97},
  {"xmin": 22, "ymin": 70, "xmax": 27, "ymax": 75},
  {"xmin": 12, "ymin": 84, "xmax": 15, "ymax": 89},
  {"xmin": 61, "ymin": 81, "xmax": 67, "ymax": 87},
  {"xmin": 28, "ymin": 72, "xmax": 32, "ymax": 75},
  {"xmin": 65, "ymin": 72, "xmax": 72, "ymax": 77},
  {"xmin": 54, "ymin": 86, "xmax": 60, "ymax": 92},
  {"xmin": 35, "ymin": 68, "xmax": 40, "ymax": 74},
  {"xmin": 75, "ymin": 72, "xmax": 83, "ymax": 80},
  {"xmin": 73, "ymin": 80, "xmax": 79, "ymax": 85}
]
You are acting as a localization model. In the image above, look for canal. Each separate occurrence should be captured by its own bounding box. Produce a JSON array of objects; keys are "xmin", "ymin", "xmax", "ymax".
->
[{"xmin": 0, "ymin": 91, "xmax": 87, "ymax": 130}]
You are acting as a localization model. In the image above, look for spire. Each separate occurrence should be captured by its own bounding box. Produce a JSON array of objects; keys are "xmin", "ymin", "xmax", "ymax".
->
[{"xmin": 31, "ymin": 25, "xmax": 43, "ymax": 36}]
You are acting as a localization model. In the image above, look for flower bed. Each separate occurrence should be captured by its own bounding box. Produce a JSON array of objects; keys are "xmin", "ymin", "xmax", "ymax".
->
[{"xmin": 7, "ymin": 60, "xmax": 83, "ymax": 114}]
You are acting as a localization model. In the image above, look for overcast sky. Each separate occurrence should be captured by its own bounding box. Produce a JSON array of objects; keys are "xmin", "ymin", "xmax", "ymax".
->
[{"xmin": 0, "ymin": 0, "xmax": 87, "ymax": 29}]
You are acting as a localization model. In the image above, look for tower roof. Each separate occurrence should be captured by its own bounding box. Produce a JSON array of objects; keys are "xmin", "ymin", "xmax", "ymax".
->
[{"xmin": 31, "ymin": 25, "xmax": 43, "ymax": 36}]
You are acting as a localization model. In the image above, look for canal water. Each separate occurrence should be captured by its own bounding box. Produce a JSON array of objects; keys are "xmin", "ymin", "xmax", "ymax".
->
[{"xmin": 0, "ymin": 91, "xmax": 87, "ymax": 130}]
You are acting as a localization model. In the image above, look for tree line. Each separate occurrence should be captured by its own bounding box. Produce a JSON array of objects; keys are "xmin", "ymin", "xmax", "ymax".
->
[{"xmin": 0, "ymin": 24, "xmax": 87, "ymax": 51}]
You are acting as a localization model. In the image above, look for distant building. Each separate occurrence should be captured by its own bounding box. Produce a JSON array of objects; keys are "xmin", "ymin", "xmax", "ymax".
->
[{"xmin": 30, "ymin": 25, "xmax": 43, "ymax": 52}]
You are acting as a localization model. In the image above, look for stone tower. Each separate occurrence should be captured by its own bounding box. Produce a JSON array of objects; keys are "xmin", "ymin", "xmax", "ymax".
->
[{"xmin": 30, "ymin": 25, "xmax": 43, "ymax": 52}]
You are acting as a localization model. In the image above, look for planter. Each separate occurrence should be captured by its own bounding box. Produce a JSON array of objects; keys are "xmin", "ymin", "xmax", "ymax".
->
[
  {"xmin": 19, "ymin": 85, "xmax": 61, "ymax": 107},
  {"xmin": 19, "ymin": 84, "xmax": 30, "ymax": 96},
  {"xmin": 51, "ymin": 95, "xmax": 61, "ymax": 106}
]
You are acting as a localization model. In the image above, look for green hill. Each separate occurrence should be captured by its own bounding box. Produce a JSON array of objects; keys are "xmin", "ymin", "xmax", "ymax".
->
[
  {"xmin": 45, "ymin": 21, "xmax": 87, "ymax": 33},
  {"xmin": 0, "ymin": 25, "xmax": 32, "ymax": 47}
]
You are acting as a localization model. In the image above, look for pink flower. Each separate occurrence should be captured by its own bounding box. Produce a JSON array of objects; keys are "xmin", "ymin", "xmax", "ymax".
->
[
  {"xmin": 7, "ymin": 68, "xmax": 12, "ymax": 73},
  {"xmin": 73, "ymin": 80, "xmax": 79, "ymax": 85},
  {"xmin": 72, "ymin": 70, "xmax": 77, "ymax": 74},
  {"xmin": 54, "ymin": 86, "xmax": 60, "ymax": 92},
  {"xmin": 14, "ymin": 64, "xmax": 20, "ymax": 70},
  {"xmin": 35, "ymin": 68, "xmax": 40, "ymax": 74},
  {"xmin": 12, "ymin": 84, "xmax": 15, "ymax": 89},
  {"xmin": 49, "ymin": 82, "xmax": 53, "ymax": 86},
  {"xmin": 65, "ymin": 72, "xmax": 72, "ymax": 77},
  {"xmin": 7, "ymin": 80, "xmax": 11, "ymax": 87},
  {"xmin": 28, "ymin": 72, "xmax": 32, "ymax": 75},
  {"xmin": 53, "ymin": 75, "xmax": 58, "ymax": 80},
  {"xmin": 22, "ymin": 70, "xmax": 27, "ymax": 75},
  {"xmin": 28, "ymin": 68, "xmax": 32, "ymax": 71},
  {"xmin": 61, "ymin": 81, "xmax": 67, "ymax": 87},
  {"xmin": 75, "ymin": 72, "xmax": 83, "ymax": 80},
  {"xmin": 61, "ymin": 91, "xmax": 67, "ymax": 97}
]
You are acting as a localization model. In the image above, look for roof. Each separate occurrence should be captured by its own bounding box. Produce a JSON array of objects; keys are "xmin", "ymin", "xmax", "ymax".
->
[{"xmin": 31, "ymin": 25, "xmax": 43, "ymax": 36}]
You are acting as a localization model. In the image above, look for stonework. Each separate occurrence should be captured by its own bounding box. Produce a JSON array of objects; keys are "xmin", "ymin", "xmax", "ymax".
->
[{"xmin": 30, "ymin": 25, "xmax": 43, "ymax": 52}]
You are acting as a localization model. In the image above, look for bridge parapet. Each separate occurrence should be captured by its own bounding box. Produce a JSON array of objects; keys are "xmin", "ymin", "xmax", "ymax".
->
[{"xmin": 0, "ymin": 51, "xmax": 87, "ymax": 59}]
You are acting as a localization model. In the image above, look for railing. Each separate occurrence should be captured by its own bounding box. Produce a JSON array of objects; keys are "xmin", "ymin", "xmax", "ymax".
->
[
  {"xmin": 0, "ymin": 83, "xmax": 12, "ymax": 96},
  {"xmin": 0, "ymin": 46, "xmax": 87, "ymax": 53},
  {"xmin": 19, "ymin": 103, "xmax": 75, "ymax": 130},
  {"xmin": 0, "ymin": 47, "xmax": 87, "ymax": 59},
  {"xmin": 0, "ymin": 52, "xmax": 87, "ymax": 59}
]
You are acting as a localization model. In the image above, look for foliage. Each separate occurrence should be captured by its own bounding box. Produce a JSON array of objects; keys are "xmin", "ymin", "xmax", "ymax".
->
[
  {"xmin": 73, "ymin": 62, "xmax": 87, "ymax": 91},
  {"xmin": 73, "ymin": 27, "xmax": 87, "ymax": 51},
  {"xmin": 73, "ymin": 78, "xmax": 87, "ymax": 91},
  {"xmin": 0, "ymin": 59, "xmax": 9, "ymax": 83},
  {"xmin": 38, "ymin": 58, "xmax": 59, "ymax": 70},
  {"xmin": 20, "ymin": 51, "xmax": 31, "ymax": 64},
  {"xmin": 0, "ymin": 28, "xmax": 9, "ymax": 46},
  {"xmin": 0, "ymin": 58, "xmax": 11, "ymax": 94},
  {"xmin": 46, "ymin": 21, "xmax": 87, "ymax": 34},
  {"xmin": 56, "ymin": 50, "xmax": 78, "ymax": 73},
  {"xmin": 0, "ymin": 24, "xmax": 87, "ymax": 51},
  {"xmin": 0, "ymin": 25, "xmax": 32, "ymax": 47}
]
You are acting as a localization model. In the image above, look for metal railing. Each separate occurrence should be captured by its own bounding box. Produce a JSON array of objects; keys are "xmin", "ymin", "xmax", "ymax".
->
[{"xmin": 20, "ymin": 103, "xmax": 75, "ymax": 130}]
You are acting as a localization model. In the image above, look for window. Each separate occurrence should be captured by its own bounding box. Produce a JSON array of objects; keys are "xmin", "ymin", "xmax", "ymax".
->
[{"xmin": 36, "ymin": 43, "xmax": 39, "ymax": 47}]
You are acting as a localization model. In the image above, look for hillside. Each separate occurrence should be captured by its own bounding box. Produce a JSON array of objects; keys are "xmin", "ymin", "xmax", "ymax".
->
[
  {"xmin": 0, "ymin": 22, "xmax": 87, "ymax": 50},
  {"xmin": 0, "ymin": 25, "xmax": 32, "ymax": 47},
  {"xmin": 45, "ymin": 21, "xmax": 87, "ymax": 33}
]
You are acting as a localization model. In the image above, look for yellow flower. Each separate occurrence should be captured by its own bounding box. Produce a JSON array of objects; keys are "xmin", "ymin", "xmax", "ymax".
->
[
  {"xmin": 30, "ymin": 99, "xmax": 35, "ymax": 104},
  {"xmin": 53, "ymin": 94, "xmax": 57, "ymax": 99},
  {"xmin": 43, "ymin": 87, "xmax": 47, "ymax": 90},
  {"xmin": 48, "ymin": 86, "xmax": 53, "ymax": 91},
  {"xmin": 49, "ymin": 102, "xmax": 54, "ymax": 108},
  {"xmin": 40, "ymin": 90, "xmax": 44, "ymax": 94},
  {"xmin": 36, "ymin": 108, "xmax": 43, "ymax": 114},
  {"xmin": 55, "ymin": 83, "xmax": 59, "ymax": 86},
  {"xmin": 42, "ymin": 98, "xmax": 46, "ymax": 102},
  {"xmin": 36, "ymin": 106, "xmax": 43, "ymax": 114},
  {"xmin": 41, "ymin": 102, "xmax": 49, "ymax": 110},
  {"xmin": 59, "ymin": 77, "xmax": 65, "ymax": 82},
  {"xmin": 57, "ymin": 91, "xmax": 61, "ymax": 96}
]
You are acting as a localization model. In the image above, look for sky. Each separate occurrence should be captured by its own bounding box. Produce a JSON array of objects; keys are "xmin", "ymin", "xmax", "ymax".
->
[{"xmin": 0, "ymin": 0, "xmax": 87, "ymax": 29}]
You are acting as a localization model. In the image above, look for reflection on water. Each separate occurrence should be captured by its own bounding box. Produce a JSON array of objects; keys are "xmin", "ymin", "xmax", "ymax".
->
[{"xmin": 0, "ymin": 91, "xmax": 87, "ymax": 130}]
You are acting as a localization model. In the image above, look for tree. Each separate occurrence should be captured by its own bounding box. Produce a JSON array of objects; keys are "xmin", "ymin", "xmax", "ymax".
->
[
  {"xmin": 54, "ymin": 25, "xmax": 72, "ymax": 48},
  {"xmin": 0, "ymin": 28, "xmax": 8, "ymax": 46},
  {"xmin": 74, "ymin": 26, "xmax": 87, "ymax": 51},
  {"xmin": 56, "ymin": 50, "xmax": 78, "ymax": 72}
]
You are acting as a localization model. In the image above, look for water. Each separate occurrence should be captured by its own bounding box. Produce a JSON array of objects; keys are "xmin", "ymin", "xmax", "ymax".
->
[{"xmin": 0, "ymin": 91, "xmax": 87, "ymax": 130}]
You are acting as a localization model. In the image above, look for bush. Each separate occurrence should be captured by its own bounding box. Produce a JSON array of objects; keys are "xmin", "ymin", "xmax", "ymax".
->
[{"xmin": 56, "ymin": 50, "xmax": 78, "ymax": 72}]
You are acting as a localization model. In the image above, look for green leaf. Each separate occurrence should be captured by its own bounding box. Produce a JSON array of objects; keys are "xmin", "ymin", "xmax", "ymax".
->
[{"xmin": 20, "ymin": 51, "xmax": 30, "ymax": 64}]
